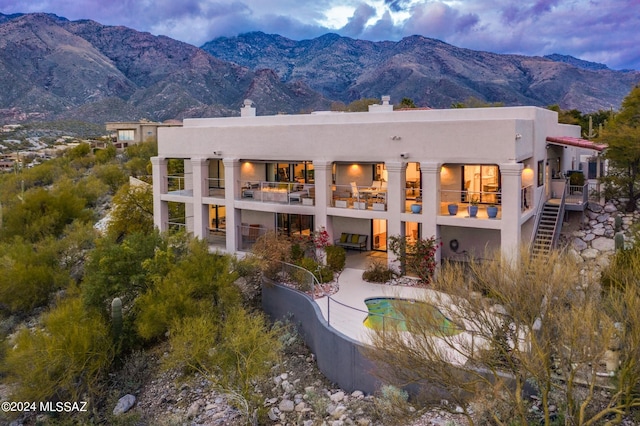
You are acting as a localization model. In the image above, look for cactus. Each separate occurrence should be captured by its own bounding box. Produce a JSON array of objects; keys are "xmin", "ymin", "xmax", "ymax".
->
[
  {"xmin": 614, "ymin": 215, "xmax": 622, "ymax": 232},
  {"xmin": 111, "ymin": 297, "xmax": 123, "ymax": 339},
  {"xmin": 615, "ymin": 232, "xmax": 625, "ymax": 251}
]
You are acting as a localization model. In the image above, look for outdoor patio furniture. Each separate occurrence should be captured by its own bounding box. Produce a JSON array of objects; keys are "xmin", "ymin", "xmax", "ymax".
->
[{"xmin": 335, "ymin": 233, "xmax": 368, "ymax": 251}]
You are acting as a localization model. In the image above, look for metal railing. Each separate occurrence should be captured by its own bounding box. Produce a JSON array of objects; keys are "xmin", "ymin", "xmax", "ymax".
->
[
  {"xmin": 238, "ymin": 224, "xmax": 269, "ymax": 251},
  {"xmin": 167, "ymin": 217, "xmax": 188, "ymax": 232},
  {"xmin": 206, "ymin": 177, "xmax": 225, "ymax": 197},
  {"xmin": 565, "ymin": 183, "xmax": 588, "ymax": 205},
  {"xmin": 239, "ymin": 180, "xmax": 315, "ymax": 205},
  {"xmin": 440, "ymin": 189, "xmax": 502, "ymax": 206},
  {"xmin": 331, "ymin": 183, "xmax": 387, "ymax": 210}
]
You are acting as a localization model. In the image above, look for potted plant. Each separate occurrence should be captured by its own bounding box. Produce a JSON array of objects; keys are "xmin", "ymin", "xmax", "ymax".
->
[
  {"xmin": 467, "ymin": 197, "xmax": 479, "ymax": 217},
  {"xmin": 411, "ymin": 203, "xmax": 422, "ymax": 213},
  {"xmin": 447, "ymin": 203, "xmax": 458, "ymax": 215},
  {"xmin": 487, "ymin": 204, "xmax": 498, "ymax": 219}
]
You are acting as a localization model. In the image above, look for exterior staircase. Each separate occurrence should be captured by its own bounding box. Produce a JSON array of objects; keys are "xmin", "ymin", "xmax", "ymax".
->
[{"xmin": 531, "ymin": 198, "xmax": 565, "ymax": 259}]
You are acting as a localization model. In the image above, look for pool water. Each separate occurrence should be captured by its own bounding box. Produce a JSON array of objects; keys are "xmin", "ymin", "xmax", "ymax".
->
[{"xmin": 363, "ymin": 297, "xmax": 462, "ymax": 336}]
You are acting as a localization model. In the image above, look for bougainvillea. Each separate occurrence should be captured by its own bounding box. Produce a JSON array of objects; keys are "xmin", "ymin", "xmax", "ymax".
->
[
  {"xmin": 388, "ymin": 234, "xmax": 442, "ymax": 284},
  {"xmin": 312, "ymin": 226, "xmax": 331, "ymax": 249}
]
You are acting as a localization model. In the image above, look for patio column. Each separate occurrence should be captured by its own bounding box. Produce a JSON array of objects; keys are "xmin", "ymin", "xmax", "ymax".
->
[
  {"xmin": 386, "ymin": 161, "xmax": 405, "ymax": 266},
  {"xmin": 313, "ymin": 160, "xmax": 332, "ymax": 236},
  {"xmin": 499, "ymin": 163, "xmax": 523, "ymax": 264},
  {"xmin": 223, "ymin": 158, "xmax": 241, "ymax": 252},
  {"xmin": 191, "ymin": 157, "xmax": 209, "ymax": 240},
  {"xmin": 420, "ymin": 161, "xmax": 442, "ymax": 264},
  {"xmin": 151, "ymin": 156, "xmax": 169, "ymax": 232}
]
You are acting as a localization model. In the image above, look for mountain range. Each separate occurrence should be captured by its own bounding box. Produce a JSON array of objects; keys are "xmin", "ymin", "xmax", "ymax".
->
[{"xmin": 0, "ymin": 12, "xmax": 638, "ymax": 125}]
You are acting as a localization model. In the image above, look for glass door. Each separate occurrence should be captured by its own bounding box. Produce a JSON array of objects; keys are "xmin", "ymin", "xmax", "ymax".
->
[{"xmin": 372, "ymin": 219, "xmax": 387, "ymax": 251}]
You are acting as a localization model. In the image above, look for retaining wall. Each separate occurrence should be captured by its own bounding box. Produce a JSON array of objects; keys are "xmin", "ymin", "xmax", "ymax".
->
[{"xmin": 261, "ymin": 281, "xmax": 381, "ymax": 395}]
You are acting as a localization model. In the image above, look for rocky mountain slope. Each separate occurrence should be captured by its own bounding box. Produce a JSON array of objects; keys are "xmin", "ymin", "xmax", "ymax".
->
[
  {"xmin": 202, "ymin": 32, "xmax": 640, "ymax": 112},
  {"xmin": 0, "ymin": 13, "xmax": 331, "ymax": 123},
  {"xmin": 0, "ymin": 13, "xmax": 638, "ymax": 126}
]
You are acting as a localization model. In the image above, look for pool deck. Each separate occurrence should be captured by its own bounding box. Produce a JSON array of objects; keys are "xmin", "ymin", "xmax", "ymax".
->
[{"xmin": 314, "ymin": 267, "xmax": 436, "ymax": 345}]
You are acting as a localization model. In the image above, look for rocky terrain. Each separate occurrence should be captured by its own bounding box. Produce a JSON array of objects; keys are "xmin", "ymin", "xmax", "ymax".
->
[{"xmin": 0, "ymin": 13, "xmax": 638, "ymax": 125}]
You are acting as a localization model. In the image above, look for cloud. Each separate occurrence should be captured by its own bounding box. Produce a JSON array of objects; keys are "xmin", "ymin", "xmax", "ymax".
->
[
  {"xmin": 0, "ymin": 0, "xmax": 639, "ymax": 70},
  {"xmin": 340, "ymin": 3, "xmax": 378, "ymax": 38}
]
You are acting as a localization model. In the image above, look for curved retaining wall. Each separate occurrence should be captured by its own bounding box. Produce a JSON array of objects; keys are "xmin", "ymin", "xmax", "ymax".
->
[{"xmin": 261, "ymin": 281, "xmax": 381, "ymax": 395}]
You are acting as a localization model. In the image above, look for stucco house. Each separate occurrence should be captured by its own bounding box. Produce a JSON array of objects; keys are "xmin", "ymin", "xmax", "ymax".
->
[
  {"xmin": 106, "ymin": 119, "xmax": 182, "ymax": 149},
  {"xmin": 151, "ymin": 97, "xmax": 605, "ymax": 264}
]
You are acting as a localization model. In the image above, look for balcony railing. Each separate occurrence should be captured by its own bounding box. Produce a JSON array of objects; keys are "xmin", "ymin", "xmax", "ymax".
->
[
  {"xmin": 166, "ymin": 175, "xmax": 193, "ymax": 196},
  {"xmin": 331, "ymin": 183, "xmax": 387, "ymax": 211},
  {"xmin": 404, "ymin": 188, "xmax": 422, "ymax": 213},
  {"xmin": 238, "ymin": 224, "xmax": 268, "ymax": 251},
  {"xmin": 167, "ymin": 217, "xmax": 187, "ymax": 232},
  {"xmin": 238, "ymin": 180, "xmax": 315, "ymax": 205},
  {"xmin": 206, "ymin": 178, "xmax": 225, "ymax": 197},
  {"xmin": 565, "ymin": 183, "xmax": 588, "ymax": 205}
]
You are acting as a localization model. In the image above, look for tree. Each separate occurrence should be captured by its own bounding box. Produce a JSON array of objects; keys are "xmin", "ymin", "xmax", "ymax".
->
[
  {"xmin": 396, "ymin": 97, "xmax": 417, "ymax": 109},
  {"xmin": 451, "ymin": 96, "xmax": 504, "ymax": 108},
  {"xmin": 364, "ymin": 248, "xmax": 640, "ymax": 425},
  {"xmin": 602, "ymin": 85, "xmax": 640, "ymax": 211},
  {"xmin": 331, "ymin": 98, "xmax": 381, "ymax": 112},
  {"xmin": 106, "ymin": 181, "xmax": 154, "ymax": 239}
]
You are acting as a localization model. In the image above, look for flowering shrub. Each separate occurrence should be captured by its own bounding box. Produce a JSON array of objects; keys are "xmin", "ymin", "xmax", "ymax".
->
[
  {"xmin": 387, "ymin": 235, "xmax": 442, "ymax": 284},
  {"xmin": 312, "ymin": 226, "xmax": 331, "ymax": 249}
]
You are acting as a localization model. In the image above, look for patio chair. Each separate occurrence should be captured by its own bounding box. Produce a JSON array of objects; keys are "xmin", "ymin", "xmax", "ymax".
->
[{"xmin": 350, "ymin": 181, "xmax": 360, "ymax": 201}]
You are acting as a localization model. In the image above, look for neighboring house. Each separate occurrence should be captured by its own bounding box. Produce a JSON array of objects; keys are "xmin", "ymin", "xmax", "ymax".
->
[
  {"xmin": 151, "ymin": 97, "xmax": 605, "ymax": 264},
  {"xmin": 106, "ymin": 119, "xmax": 182, "ymax": 149}
]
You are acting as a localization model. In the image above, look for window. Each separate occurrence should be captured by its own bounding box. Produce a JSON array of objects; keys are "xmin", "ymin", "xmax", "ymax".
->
[
  {"xmin": 276, "ymin": 214, "xmax": 313, "ymax": 236},
  {"xmin": 537, "ymin": 160, "xmax": 544, "ymax": 187},
  {"xmin": 463, "ymin": 165, "xmax": 500, "ymax": 204},
  {"xmin": 118, "ymin": 130, "xmax": 135, "ymax": 141}
]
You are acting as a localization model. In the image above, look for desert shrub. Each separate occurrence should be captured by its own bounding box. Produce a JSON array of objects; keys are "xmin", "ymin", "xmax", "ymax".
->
[
  {"xmin": 163, "ymin": 307, "xmax": 281, "ymax": 416},
  {"xmin": 362, "ymin": 260, "xmax": 397, "ymax": 283},
  {"xmin": 374, "ymin": 385, "xmax": 412, "ymax": 423},
  {"xmin": 136, "ymin": 242, "xmax": 240, "ymax": 341},
  {"xmin": 82, "ymin": 231, "xmax": 162, "ymax": 312},
  {"xmin": 2, "ymin": 294, "xmax": 114, "ymax": 404},
  {"xmin": 298, "ymin": 257, "xmax": 333, "ymax": 283},
  {"xmin": 325, "ymin": 245, "xmax": 346, "ymax": 272},
  {"xmin": 93, "ymin": 163, "xmax": 128, "ymax": 193},
  {"xmin": 0, "ymin": 237, "xmax": 70, "ymax": 314},
  {"xmin": 601, "ymin": 236, "xmax": 640, "ymax": 292}
]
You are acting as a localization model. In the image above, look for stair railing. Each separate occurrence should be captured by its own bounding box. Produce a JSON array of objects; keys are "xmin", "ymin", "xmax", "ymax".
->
[{"xmin": 529, "ymin": 188, "xmax": 549, "ymax": 251}]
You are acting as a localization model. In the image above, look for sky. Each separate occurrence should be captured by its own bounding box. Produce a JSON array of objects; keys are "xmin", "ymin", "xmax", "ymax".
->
[{"xmin": 1, "ymin": 0, "xmax": 639, "ymax": 71}]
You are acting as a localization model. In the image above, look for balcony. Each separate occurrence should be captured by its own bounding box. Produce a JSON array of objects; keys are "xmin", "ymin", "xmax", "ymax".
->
[
  {"xmin": 331, "ymin": 183, "xmax": 387, "ymax": 211},
  {"xmin": 165, "ymin": 175, "xmax": 193, "ymax": 196},
  {"xmin": 206, "ymin": 178, "xmax": 225, "ymax": 197},
  {"xmin": 440, "ymin": 189, "xmax": 502, "ymax": 219},
  {"xmin": 239, "ymin": 181, "xmax": 315, "ymax": 205}
]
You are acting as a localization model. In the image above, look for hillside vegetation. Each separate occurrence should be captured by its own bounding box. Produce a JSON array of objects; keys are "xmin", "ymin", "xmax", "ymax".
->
[{"xmin": 0, "ymin": 142, "xmax": 284, "ymax": 425}]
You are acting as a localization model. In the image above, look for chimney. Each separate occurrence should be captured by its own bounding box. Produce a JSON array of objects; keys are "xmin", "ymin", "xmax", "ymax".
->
[
  {"xmin": 241, "ymin": 99, "xmax": 256, "ymax": 117},
  {"xmin": 368, "ymin": 95, "xmax": 394, "ymax": 113}
]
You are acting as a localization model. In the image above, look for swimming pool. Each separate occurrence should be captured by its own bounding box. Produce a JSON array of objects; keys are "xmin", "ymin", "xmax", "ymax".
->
[{"xmin": 363, "ymin": 297, "xmax": 462, "ymax": 336}]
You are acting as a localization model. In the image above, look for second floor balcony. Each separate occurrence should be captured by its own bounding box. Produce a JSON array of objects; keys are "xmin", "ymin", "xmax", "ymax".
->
[{"xmin": 239, "ymin": 180, "xmax": 316, "ymax": 206}]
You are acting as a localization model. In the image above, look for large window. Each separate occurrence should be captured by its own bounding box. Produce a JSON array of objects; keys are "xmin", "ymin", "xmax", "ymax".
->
[
  {"xmin": 276, "ymin": 214, "xmax": 313, "ymax": 236},
  {"xmin": 463, "ymin": 165, "xmax": 500, "ymax": 204},
  {"xmin": 118, "ymin": 129, "xmax": 135, "ymax": 141},
  {"xmin": 266, "ymin": 162, "xmax": 314, "ymax": 183}
]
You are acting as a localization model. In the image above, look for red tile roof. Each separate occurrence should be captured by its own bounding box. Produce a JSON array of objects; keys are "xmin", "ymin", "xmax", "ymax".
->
[{"xmin": 546, "ymin": 136, "xmax": 607, "ymax": 152}]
